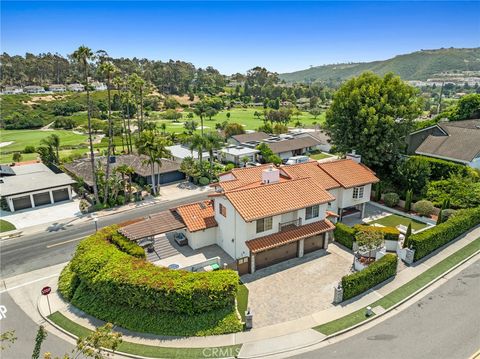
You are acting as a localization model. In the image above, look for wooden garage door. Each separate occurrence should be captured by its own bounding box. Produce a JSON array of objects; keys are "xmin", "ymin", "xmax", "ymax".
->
[
  {"xmin": 33, "ymin": 192, "xmax": 51, "ymax": 207},
  {"xmin": 255, "ymin": 241, "xmax": 298, "ymax": 270},
  {"xmin": 53, "ymin": 188, "xmax": 69, "ymax": 202},
  {"xmin": 13, "ymin": 196, "xmax": 32, "ymax": 211},
  {"xmin": 304, "ymin": 234, "xmax": 324, "ymax": 254}
]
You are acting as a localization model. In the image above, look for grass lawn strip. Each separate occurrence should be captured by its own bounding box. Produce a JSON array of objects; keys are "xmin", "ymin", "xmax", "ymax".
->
[
  {"xmin": 370, "ymin": 214, "xmax": 428, "ymax": 231},
  {"xmin": 309, "ymin": 152, "xmax": 332, "ymax": 160},
  {"xmin": 0, "ymin": 219, "xmax": 16, "ymax": 233},
  {"xmin": 48, "ymin": 311, "xmax": 241, "ymax": 359},
  {"xmin": 315, "ymin": 237, "xmax": 480, "ymax": 335},
  {"xmin": 237, "ymin": 284, "xmax": 249, "ymax": 322}
]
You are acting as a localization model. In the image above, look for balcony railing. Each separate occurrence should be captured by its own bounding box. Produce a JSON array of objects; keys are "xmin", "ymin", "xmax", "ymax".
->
[{"xmin": 279, "ymin": 218, "xmax": 302, "ymax": 232}]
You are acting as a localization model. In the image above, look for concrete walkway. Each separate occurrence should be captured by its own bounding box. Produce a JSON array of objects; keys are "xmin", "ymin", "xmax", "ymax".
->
[{"xmin": 5, "ymin": 225, "xmax": 480, "ymax": 358}]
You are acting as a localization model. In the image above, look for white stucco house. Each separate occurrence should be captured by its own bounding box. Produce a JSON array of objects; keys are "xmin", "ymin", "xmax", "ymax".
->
[
  {"xmin": 218, "ymin": 145, "xmax": 260, "ymax": 165},
  {"xmin": 67, "ymin": 83, "xmax": 85, "ymax": 92},
  {"xmin": 121, "ymin": 155, "xmax": 378, "ymax": 274}
]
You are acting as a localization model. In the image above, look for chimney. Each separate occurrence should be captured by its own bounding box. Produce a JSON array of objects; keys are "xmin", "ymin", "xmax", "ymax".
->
[
  {"xmin": 346, "ymin": 150, "xmax": 361, "ymax": 163},
  {"xmin": 262, "ymin": 165, "xmax": 280, "ymax": 184}
]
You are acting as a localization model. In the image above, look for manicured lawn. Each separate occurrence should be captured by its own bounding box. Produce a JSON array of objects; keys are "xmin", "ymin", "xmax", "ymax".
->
[
  {"xmin": 237, "ymin": 284, "xmax": 249, "ymax": 322},
  {"xmin": 314, "ymin": 237, "xmax": 480, "ymax": 336},
  {"xmin": 310, "ymin": 152, "xmax": 332, "ymax": 160},
  {"xmin": 369, "ymin": 214, "xmax": 428, "ymax": 231},
  {"xmin": 0, "ymin": 129, "xmax": 88, "ymax": 152},
  {"xmin": 48, "ymin": 311, "xmax": 242, "ymax": 358},
  {"xmin": 0, "ymin": 219, "xmax": 16, "ymax": 233}
]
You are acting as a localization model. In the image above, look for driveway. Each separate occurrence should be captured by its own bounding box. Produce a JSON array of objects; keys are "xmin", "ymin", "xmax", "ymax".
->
[{"xmin": 242, "ymin": 243, "xmax": 353, "ymax": 328}]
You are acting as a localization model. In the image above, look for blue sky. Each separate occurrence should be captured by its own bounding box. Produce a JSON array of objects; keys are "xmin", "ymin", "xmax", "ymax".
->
[{"xmin": 1, "ymin": 1, "xmax": 479, "ymax": 74}]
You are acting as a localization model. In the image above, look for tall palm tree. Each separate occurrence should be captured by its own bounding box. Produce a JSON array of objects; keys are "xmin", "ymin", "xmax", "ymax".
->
[
  {"xmin": 115, "ymin": 164, "xmax": 135, "ymax": 202},
  {"xmin": 154, "ymin": 138, "xmax": 172, "ymax": 195},
  {"xmin": 194, "ymin": 101, "xmax": 208, "ymax": 137},
  {"xmin": 113, "ymin": 75, "xmax": 128, "ymax": 153},
  {"xmin": 98, "ymin": 61, "xmax": 119, "ymax": 204},
  {"xmin": 189, "ymin": 133, "xmax": 205, "ymax": 163},
  {"xmin": 128, "ymin": 73, "xmax": 146, "ymax": 134},
  {"xmin": 136, "ymin": 130, "xmax": 159, "ymax": 195},
  {"xmin": 204, "ymin": 132, "xmax": 223, "ymax": 180},
  {"xmin": 72, "ymin": 45, "xmax": 99, "ymax": 203}
]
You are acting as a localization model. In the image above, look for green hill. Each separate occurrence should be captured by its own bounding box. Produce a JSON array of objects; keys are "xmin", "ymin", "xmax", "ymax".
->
[{"xmin": 279, "ymin": 48, "xmax": 480, "ymax": 83}]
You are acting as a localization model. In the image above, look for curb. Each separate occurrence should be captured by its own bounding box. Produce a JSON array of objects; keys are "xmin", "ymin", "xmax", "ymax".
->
[{"xmin": 238, "ymin": 248, "xmax": 480, "ymax": 359}]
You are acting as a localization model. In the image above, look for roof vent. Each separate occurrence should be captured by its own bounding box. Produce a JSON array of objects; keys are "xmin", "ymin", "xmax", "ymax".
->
[{"xmin": 199, "ymin": 202, "xmax": 207, "ymax": 209}]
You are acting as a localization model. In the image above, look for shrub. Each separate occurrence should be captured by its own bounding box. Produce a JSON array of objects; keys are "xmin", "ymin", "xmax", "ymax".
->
[
  {"xmin": 198, "ymin": 176, "xmax": 210, "ymax": 186},
  {"xmin": 409, "ymin": 207, "xmax": 480, "ymax": 261},
  {"xmin": 441, "ymin": 209, "xmax": 456, "ymax": 222},
  {"xmin": 426, "ymin": 174, "xmax": 480, "ymax": 209},
  {"xmin": 404, "ymin": 189, "xmax": 413, "ymax": 211},
  {"xmin": 109, "ymin": 231, "xmax": 145, "ymax": 258},
  {"xmin": 334, "ymin": 223, "xmax": 355, "ymax": 249},
  {"xmin": 62, "ymin": 226, "xmax": 239, "ymax": 317},
  {"xmin": 413, "ymin": 200, "xmax": 434, "ymax": 216},
  {"xmin": 410, "ymin": 156, "xmax": 474, "ymax": 181},
  {"xmin": 342, "ymin": 254, "xmax": 397, "ymax": 300},
  {"xmin": 58, "ymin": 263, "xmax": 80, "ymax": 301},
  {"xmin": 383, "ymin": 192, "xmax": 400, "ymax": 207},
  {"xmin": 354, "ymin": 225, "xmax": 400, "ymax": 241},
  {"xmin": 24, "ymin": 145, "xmax": 36, "ymax": 153}
]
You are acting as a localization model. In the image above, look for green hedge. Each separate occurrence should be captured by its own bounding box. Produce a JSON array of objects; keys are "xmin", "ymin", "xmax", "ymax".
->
[
  {"xmin": 334, "ymin": 223, "xmax": 355, "ymax": 249},
  {"xmin": 58, "ymin": 263, "xmax": 80, "ymax": 301},
  {"xmin": 62, "ymin": 226, "xmax": 239, "ymax": 318},
  {"xmin": 410, "ymin": 155, "xmax": 474, "ymax": 180},
  {"xmin": 342, "ymin": 254, "xmax": 398, "ymax": 300},
  {"xmin": 409, "ymin": 207, "xmax": 480, "ymax": 261},
  {"xmin": 109, "ymin": 230, "xmax": 145, "ymax": 258},
  {"xmin": 354, "ymin": 225, "xmax": 400, "ymax": 241}
]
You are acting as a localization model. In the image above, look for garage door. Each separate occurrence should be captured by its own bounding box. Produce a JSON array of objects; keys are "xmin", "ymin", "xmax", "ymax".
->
[
  {"xmin": 12, "ymin": 196, "xmax": 32, "ymax": 211},
  {"xmin": 52, "ymin": 188, "xmax": 69, "ymax": 202},
  {"xmin": 158, "ymin": 171, "xmax": 185, "ymax": 185},
  {"xmin": 304, "ymin": 234, "xmax": 325, "ymax": 254},
  {"xmin": 255, "ymin": 241, "xmax": 298, "ymax": 270},
  {"xmin": 33, "ymin": 192, "xmax": 51, "ymax": 207}
]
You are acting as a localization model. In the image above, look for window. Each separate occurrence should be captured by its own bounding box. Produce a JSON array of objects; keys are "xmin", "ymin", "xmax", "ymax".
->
[
  {"xmin": 219, "ymin": 203, "xmax": 227, "ymax": 217},
  {"xmin": 306, "ymin": 205, "xmax": 320, "ymax": 220},
  {"xmin": 256, "ymin": 217, "xmax": 273, "ymax": 233},
  {"xmin": 353, "ymin": 186, "xmax": 365, "ymax": 199}
]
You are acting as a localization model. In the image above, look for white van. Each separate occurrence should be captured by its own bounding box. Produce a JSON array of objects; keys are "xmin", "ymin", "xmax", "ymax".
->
[{"xmin": 286, "ymin": 155, "xmax": 310, "ymax": 165}]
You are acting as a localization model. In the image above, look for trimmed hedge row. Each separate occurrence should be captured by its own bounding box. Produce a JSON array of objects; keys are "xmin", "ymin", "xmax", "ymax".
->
[
  {"xmin": 410, "ymin": 155, "xmax": 474, "ymax": 180},
  {"xmin": 353, "ymin": 225, "xmax": 400, "ymax": 241},
  {"xmin": 342, "ymin": 253, "xmax": 398, "ymax": 300},
  {"xmin": 61, "ymin": 226, "xmax": 239, "ymax": 316},
  {"xmin": 109, "ymin": 231, "xmax": 145, "ymax": 258},
  {"xmin": 409, "ymin": 207, "xmax": 480, "ymax": 261},
  {"xmin": 334, "ymin": 223, "xmax": 355, "ymax": 249}
]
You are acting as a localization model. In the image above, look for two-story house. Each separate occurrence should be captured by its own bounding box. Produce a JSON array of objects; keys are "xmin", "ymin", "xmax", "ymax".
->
[{"xmin": 170, "ymin": 157, "xmax": 378, "ymax": 274}]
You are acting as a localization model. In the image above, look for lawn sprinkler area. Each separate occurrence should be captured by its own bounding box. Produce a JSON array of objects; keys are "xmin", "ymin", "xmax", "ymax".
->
[{"xmin": 366, "ymin": 213, "xmax": 429, "ymax": 232}]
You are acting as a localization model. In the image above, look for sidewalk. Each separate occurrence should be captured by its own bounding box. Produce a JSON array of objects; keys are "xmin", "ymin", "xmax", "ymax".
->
[{"xmin": 5, "ymin": 226, "xmax": 480, "ymax": 358}]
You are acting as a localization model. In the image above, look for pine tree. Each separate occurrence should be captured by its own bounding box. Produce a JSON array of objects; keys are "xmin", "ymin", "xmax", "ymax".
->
[{"xmin": 403, "ymin": 223, "xmax": 412, "ymax": 249}]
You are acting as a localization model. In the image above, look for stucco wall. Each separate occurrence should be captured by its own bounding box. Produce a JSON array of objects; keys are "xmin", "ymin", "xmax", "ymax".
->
[{"xmin": 188, "ymin": 227, "xmax": 218, "ymax": 250}]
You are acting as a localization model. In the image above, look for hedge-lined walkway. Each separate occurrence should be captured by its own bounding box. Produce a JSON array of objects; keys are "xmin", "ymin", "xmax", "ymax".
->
[{"xmin": 36, "ymin": 225, "xmax": 480, "ymax": 354}]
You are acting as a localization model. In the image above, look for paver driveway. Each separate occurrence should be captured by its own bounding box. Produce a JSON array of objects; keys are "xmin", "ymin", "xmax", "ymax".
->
[{"xmin": 241, "ymin": 243, "xmax": 353, "ymax": 328}]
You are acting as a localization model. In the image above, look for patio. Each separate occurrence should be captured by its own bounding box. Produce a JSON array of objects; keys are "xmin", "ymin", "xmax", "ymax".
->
[{"xmin": 147, "ymin": 232, "xmax": 236, "ymax": 270}]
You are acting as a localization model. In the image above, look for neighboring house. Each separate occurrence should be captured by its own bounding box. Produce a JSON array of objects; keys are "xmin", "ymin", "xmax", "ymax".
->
[
  {"xmin": 410, "ymin": 119, "xmax": 480, "ymax": 168},
  {"xmin": 2, "ymin": 86, "xmax": 23, "ymax": 95},
  {"xmin": 218, "ymin": 145, "xmax": 260, "ymax": 165},
  {"xmin": 49, "ymin": 84, "xmax": 66, "ymax": 93},
  {"xmin": 23, "ymin": 85, "xmax": 45, "ymax": 94},
  {"xmin": 0, "ymin": 163, "xmax": 75, "ymax": 212},
  {"xmin": 167, "ymin": 144, "xmax": 210, "ymax": 163},
  {"xmin": 64, "ymin": 154, "xmax": 184, "ymax": 192},
  {"xmin": 121, "ymin": 155, "xmax": 378, "ymax": 274},
  {"xmin": 300, "ymin": 130, "xmax": 332, "ymax": 153},
  {"xmin": 67, "ymin": 83, "xmax": 85, "ymax": 92},
  {"xmin": 262, "ymin": 134, "xmax": 322, "ymax": 160},
  {"xmin": 91, "ymin": 81, "xmax": 107, "ymax": 91},
  {"xmin": 228, "ymin": 131, "xmax": 270, "ymax": 145}
]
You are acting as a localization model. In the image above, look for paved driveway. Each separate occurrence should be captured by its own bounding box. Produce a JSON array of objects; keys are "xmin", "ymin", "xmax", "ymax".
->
[{"xmin": 242, "ymin": 243, "xmax": 353, "ymax": 328}]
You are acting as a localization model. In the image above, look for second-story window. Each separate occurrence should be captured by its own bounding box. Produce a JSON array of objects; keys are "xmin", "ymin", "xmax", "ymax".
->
[
  {"xmin": 353, "ymin": 186, "xmax": 365, "ymax": 199},
  {"xmin": 306, "ymin": 205, "xmax": 319, "ymax": 220},
  {"xmin": 219, "ymin": 203, "xmax": 227, "ymax": 217},
  {"xmin": 256, "ymin": 217, "xmax": 273, "ymax": 233}
]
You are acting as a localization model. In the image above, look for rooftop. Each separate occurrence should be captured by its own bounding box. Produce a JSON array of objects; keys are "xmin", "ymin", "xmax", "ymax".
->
[
  {"xmin": 231, "ymin": 131, "xmax": 270, "ymax": 143},
  {"xmin": 219, "ymin": 146, "xmax": 260, "ymax": 156},
  {"xmin": 0, "ymin": 163, "xmax": 75, "ymax": 197},
  {"xmin": 167, "ymin": 144, "xmax": 210, "ymax": 160},
  {"xmin": 175, "ymin": 200, "xmax": 218, "ymax": 232},
  {"xmin": 264, "ymin": 136, "xmax": 321, "ymax": 154},
  {"xmin": 318, "ymin": 159, "xmax": 379, "ymax": 188}
]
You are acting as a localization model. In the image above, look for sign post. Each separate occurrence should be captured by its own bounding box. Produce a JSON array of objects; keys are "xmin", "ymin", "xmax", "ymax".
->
[{"xmin": 41, "ymin": 286, "xmax": 52, "ymax": 315}]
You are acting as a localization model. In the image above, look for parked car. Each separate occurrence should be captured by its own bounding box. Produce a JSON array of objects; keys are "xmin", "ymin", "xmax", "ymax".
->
[{"xmin": 286, "ymin": 155, "xmax": 309, "ymax": 165}]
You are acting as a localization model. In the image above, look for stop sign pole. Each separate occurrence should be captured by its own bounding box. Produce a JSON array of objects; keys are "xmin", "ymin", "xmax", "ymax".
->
[{"xmin": 41, "ymin": 286, "xmax": 52, "ymax": 315}]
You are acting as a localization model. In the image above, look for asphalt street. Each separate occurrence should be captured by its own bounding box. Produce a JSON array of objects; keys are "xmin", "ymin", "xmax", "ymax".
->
[
  {"xmin": 292, "ymin": 259, "xmax": 480, "ymax": 359},
  {"xmin": 0, "ymin": 192, "xmax": 209, "ymax": 278},
  {"xmin": 0, "ymin": 292, "xmax": 74, "ymax": 358}
]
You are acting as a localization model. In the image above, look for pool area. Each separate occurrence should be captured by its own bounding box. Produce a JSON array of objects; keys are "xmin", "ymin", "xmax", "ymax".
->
[{"xmin": 367, "ymin": 213, "xmax": 429, "ymax": 231}]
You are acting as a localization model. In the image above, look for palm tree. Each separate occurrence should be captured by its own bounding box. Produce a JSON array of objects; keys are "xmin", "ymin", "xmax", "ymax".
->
[
  {"xmin": 72, "ymin": 45, "xmax": 99, "ymax": 203},
  {"xmin": 154, "ymin": 138, "xmax": 172, "ymax": 195},
  {"xmin": 113, "ymin": 75, "xmax": 127, "ymax": 153},
  {"xmin": 189, "ymin": 134, "xmax": 205, "ymax": 163},
  {"xmin": 128, "ymin": 73, "xmax": 146, "ymax": 134},
  {"xmin": 98, "ymin": 61, "xmax": 119, "ymax": 204},
  {"xmin": 204, "ymin": 132, "xmax": 223, "ymax": 179},
  {"xmin": 160, "ymin": 123, "xmax": 167, "ymax": 136},
  {"xmin": 136, "ymin": 131, "xmax": 166, "ymax": 196},
  {"xmin": 115, "ymin": 164, "xmax": 135, "ymax": 202},
  {"xmin": 40, "ymin": 134, "xmax": 60, "ymax": 164},
  {"xmin": 193, "ymin": 101, "xmax": 209, "ymax": 137}
]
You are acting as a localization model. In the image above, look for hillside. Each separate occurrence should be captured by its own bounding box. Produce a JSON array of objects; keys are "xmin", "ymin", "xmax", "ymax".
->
[{"xmin": 279, "ymin": 48, "xmax": 480, "ymax": 83}]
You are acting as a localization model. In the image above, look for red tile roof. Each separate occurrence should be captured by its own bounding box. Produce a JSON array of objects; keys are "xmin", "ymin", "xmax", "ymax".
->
[
  {"xmin": 225, "ymin": 177, "xmax": 335, "ymax": 222},
  {"xmin": 318, "ymin": 159, "xmax": 379, "ymax": 188},
  {"xmin": 175, "ymin": 200, "xmax": 218, "ymax": 232},
  {"xmin": 246, "ymin": 219, "xmax": 335, "ymax": 253},
  {"xmin": 280, "ymin": 161, "xmax": 340, "ymax": 189}
]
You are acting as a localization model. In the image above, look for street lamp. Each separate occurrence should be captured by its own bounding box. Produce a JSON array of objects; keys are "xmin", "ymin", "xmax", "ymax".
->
[{"xmin": 93, "ymin": 215, "xmax": 98, "ymax": 233}]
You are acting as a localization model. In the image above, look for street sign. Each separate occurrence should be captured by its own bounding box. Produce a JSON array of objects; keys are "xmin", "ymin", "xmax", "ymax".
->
[{"xmin": 41, "ymin": 286, "xmax": 52, "ymax": 295}]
